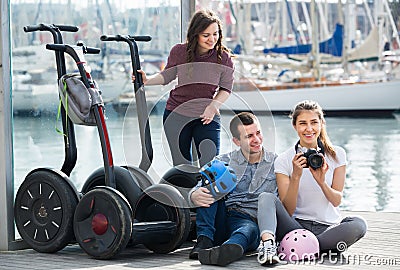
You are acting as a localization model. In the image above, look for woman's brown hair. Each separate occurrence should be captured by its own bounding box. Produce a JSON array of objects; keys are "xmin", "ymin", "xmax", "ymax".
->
[{"xmin": 185, "ymin": 9, "xmax": 230, "ymax": 64}]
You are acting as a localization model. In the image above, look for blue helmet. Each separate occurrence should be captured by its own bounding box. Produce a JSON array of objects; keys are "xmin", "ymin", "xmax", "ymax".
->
[{"xmin": 200, "ymin": 159, "xmax": 237, "ymax": 198}]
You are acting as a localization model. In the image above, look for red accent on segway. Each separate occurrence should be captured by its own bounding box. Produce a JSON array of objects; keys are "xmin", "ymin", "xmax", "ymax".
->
[
  {"xmin": 85, "ymin": 71, "xmax": 91, "ymax": 80},
  {"xmin": 97, "ymin": 106, "xmax": 114, "ymax": 167},
  {"xmin": 92, "ymin": 213, "xmax": 108, "ymax": 235}
]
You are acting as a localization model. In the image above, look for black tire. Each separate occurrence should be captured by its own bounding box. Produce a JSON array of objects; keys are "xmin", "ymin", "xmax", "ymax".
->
[
  {"xmin": 160, "ymin": 164, "xmax": 200, "ymax": 189},
  {"xmin": 81, "ymin": 166, "xmax": 142, "ymax": 210},
  {"xmin": 14, "ymin": 169, "xmax": 79, "ymax": 253},
  {"xmin": 160, "ymin": 164, "xmax": 200, "ymax": 241},
  {"xmin": 187, "ymin": 211, "xmax": 197, "ymax": 241},
  {"xmin": 74, "ymin": 187, "xmax": 132, "ymax": 259},
  {"xmin": 123, "ymin": 165, "xmax": 154, "ymax": 190},
  {"xmin": 134, "ymin": 184, "xmax": 191, "ymax": 253}
]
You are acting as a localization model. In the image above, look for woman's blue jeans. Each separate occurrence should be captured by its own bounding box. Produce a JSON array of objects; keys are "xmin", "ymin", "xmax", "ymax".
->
[
  {"xmin": 163, "ymin": 109, "xmax": 220, "ymax": 167},
  {"xmin": 196, "ymin": 200, "xmax": 260, "ymax": 252}
]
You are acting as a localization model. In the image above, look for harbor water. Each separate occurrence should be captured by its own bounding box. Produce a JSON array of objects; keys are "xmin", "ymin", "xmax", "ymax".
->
[{"xmin": 13, "ymin": 106, "xmax": 400, "ymax": 212}]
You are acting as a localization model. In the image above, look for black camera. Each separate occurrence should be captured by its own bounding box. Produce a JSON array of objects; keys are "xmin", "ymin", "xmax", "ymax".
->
[
  {"xmin": 302, "ymin": 148, "xmax": 324, "ymax": 169},
  {"xmin": 295, "ymin": 140, "xmax": 325, "ymax": 170}
]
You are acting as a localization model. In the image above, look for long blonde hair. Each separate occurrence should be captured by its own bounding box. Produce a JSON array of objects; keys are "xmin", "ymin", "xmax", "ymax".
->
[{"xmin": 290, "ymin": 100, "xmax": 337, "ymax": 160}]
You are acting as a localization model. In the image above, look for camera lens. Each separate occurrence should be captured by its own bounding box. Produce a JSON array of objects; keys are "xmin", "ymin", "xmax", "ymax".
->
[{"xmin": 308, "ymin": 154, "xmax": 323, "ymax": 169}]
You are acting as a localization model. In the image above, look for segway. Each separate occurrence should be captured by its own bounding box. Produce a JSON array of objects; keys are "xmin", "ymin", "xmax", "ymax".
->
[
  {"xmin": 14, "ymin": 24, "xmax": 83, "ymax": 253},
  {"xmin": 14, "ymin": 24, "xmax": 135, "ymax": 258},
  {"xmin": 47, "ymin": 42, "xmax": 190, "ymax": 259},
  {"xmin": 76, "ymin": 33, "xmax": 190, "ymax": 253},
  {"xmin": 54, "ymin": 33, "xmax": 190, "ymax": 259},
  {"xmin": 44, "ymin": 41, "xmax": 136, "ymax": 259}
]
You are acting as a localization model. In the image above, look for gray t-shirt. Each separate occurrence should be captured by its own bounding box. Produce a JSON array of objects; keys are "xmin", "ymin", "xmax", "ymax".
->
[{"xmin": 218, "ymin": 148, "xmax": 277, "ymax": 219}]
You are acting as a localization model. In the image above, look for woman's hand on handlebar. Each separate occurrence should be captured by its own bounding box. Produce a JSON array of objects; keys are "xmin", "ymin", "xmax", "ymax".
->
[
  {"xmin": 131, "ymin": 71, "xmax": 165, "ymax": 86},
  {"xmin": 131, "ymin": 70, "xmax": 147, "ymax": 84}
]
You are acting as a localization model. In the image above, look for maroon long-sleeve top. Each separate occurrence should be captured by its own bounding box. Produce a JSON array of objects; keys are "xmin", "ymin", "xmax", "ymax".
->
[{"xmin": 160, "ymin": 43, "xmax": 234, "ymax": 117}]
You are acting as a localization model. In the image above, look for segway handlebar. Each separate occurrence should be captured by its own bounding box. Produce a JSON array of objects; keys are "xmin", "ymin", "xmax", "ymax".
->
[
  {"xmin": 24, "ymin": 23, "xmax": 79, "ymax": 33},
  {"xmin": 100, "ymin": 33, "xmax": 153, "ymax": 171},
  {"xmin": 46, "ymin": 44, "xmax": 101, "ymax": 55},
  {"xmin": 85, "ymin": 47, "xmax": 101, "ymax": 54},
  {"xmin": 25, "ymin": 23, "xmax": 79, "ymax": 176},
  {"xmin": 100, "ymin": 35, "xmax": 152, "ymax": 42}
]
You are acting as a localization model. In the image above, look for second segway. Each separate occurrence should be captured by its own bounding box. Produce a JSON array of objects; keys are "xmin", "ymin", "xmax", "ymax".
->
[
  {"xmin": 45, "ymin": 42, "xmax": 134, "ymax": 259},
  {"xmin": 76, "ymin": 34, "xmax": 191, "ymax": 257}
]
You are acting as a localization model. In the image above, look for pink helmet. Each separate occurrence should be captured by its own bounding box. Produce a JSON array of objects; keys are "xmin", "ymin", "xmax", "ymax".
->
[{"xmin": 278, "ymin": 229, "xmax": 319, "ymax": 262}]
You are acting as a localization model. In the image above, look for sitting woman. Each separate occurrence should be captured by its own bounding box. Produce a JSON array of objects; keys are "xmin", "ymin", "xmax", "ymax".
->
[{"xmin": 256, "ymin": 100, "xmax": 367, "ymax": 265}]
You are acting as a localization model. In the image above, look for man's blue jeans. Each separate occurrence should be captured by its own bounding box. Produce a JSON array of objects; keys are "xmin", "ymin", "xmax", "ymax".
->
[{"xmin": 196, "ymin": 200, "xmax": 260, "ymax": 252}]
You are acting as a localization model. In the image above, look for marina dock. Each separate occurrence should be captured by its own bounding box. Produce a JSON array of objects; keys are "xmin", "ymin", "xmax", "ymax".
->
[{"xmin": 1, "ymin": 211, "xmax": 399, "ymax": 269}]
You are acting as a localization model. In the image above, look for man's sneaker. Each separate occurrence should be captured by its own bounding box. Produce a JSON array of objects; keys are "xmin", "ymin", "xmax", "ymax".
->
[
  {"xmin": 257, "ymin": 239, "xmax": 280, "ymax": 265},
  {"xmin": 189, "ymin": 235, "xmax": 213, "ymax": 260},
  {"xmin": 198, "ymin": 243, "xmax": 244, "ymax": 266}
]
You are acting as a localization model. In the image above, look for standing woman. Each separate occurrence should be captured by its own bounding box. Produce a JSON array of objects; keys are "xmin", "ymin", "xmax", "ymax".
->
[
  {"xmin": 273, "ymin": 100, "xmax": 367, "ymax": 253},
  {"xmin": 133, "ymin": 9, "xmax": 234, "ymax": 167}
]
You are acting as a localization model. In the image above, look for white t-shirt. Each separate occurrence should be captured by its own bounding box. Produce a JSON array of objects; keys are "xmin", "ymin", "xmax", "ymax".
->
[{"xmin": 274, "ymin": 145, "xmax": 347, "ymax": 225}]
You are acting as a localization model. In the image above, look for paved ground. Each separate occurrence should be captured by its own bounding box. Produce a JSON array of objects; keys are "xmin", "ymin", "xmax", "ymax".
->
[{"xmin": 1, "ymin": 211, "xmax": 399, "ymax": 269}]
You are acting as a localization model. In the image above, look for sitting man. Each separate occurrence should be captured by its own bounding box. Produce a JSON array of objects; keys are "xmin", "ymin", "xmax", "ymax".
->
[{"xmin": 189, "ymin": 112, "xmax": 280, "ymax": 266}]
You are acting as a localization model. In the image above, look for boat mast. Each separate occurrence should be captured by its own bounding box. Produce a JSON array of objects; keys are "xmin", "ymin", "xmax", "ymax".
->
[
  {"xmin": 29, "ymin": 0, "xmax": 42, "ymax": 45},
  {"xmin": 289, "ymin": 1, "xmax": 307, "ymax": 44},
  {"xmin": 284, "ymin": 0, "xmax": 301, "ymax": 45},
  {"xmin": 362, "ymin": 0, "xmax": 375, "ymax": 29},
  {"xmin": 338, "ymin": 0, "xmax": 348, "ymax": 76},
  {"xmin": 300, "ymin": 1, "xmax": 312, "ymax": 39},
  {"xmin": 310, "ymin": 0, "xmax": 320, "ymax": 80},
  {"xmin": 316, "ymin": 0, "xmax": 329, "ymax": 40},
  {"xmin": 236, "ymin": 0, "xmax": 252, "ymax": 54},
  {"xmin": 105, "ymin": 0, "xmax": 117, "ymax": 34},
  {"xmin": 383, "ymin": 0, "xmax": 400, "ymax": 53}
]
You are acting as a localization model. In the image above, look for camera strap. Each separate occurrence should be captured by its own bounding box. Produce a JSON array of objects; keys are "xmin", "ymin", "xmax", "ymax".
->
[{"xmin": 295, "ymin": 138, "xmax": 325, "ymax": 154}]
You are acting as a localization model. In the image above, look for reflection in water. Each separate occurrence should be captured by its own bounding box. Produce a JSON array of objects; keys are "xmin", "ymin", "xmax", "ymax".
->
[
  {"xmin": 371, "ymin": 136, "xmax": 391, "ymax": 211},
  {"xmin": 13, "ymin": 110, "xmax": 400, "ymax": 212}
]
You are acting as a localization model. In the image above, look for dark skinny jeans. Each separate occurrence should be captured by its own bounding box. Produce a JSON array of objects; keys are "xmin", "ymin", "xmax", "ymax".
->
[{"xmin": 163, "ymin": 109, "xmax": 220, "ymax": 167}]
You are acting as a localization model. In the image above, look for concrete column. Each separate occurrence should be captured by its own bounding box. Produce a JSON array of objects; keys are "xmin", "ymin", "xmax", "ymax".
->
[{"xmin": 0, "ymin": 0, "xmax": 14, "ymax": 251}]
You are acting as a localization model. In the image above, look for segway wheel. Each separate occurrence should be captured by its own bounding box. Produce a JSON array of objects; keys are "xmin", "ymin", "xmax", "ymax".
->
[
  {"xmin": 134, "ymin": 184, "xmax": 190, "ymax": 254},
  {"xmin": 81, "ymin": 166, "xmax": 143, "ymax": 211},
  {"xmin": 14, "ymin": 169, "xmax": 79, "ymax": 253},
  {"xmin": 160, "ymin": 164, "xmax": 200, "ymax": 241},
  {"xmin": 74, "ymin": 187, "xmax": 132, "ymax": 259},
  {"xmin": 124, "ymin": 165, "xmax": 154, "ymax": 190}
]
